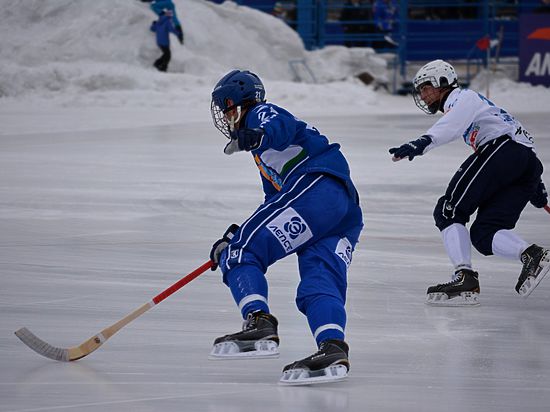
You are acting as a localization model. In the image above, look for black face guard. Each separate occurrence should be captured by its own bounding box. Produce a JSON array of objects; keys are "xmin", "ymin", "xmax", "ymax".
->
[
  {"xmin": 413, "ymin": 89, "xmax": 439, "ymax": 114},
  {"xmin": 210, "ymin": 98, "xmax": 259, "ymax": 138},
  {"xmin": 210, "ymin": 100, "xmax": 231, "ymax": 138},
  {"xmin": 412, "ymin": 78, "xmax": 443, "ymax": 115}
]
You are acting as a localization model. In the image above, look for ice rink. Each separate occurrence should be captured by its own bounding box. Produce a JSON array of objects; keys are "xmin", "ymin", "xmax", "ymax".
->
[{"xmin": 1, "ymin": 111, "xmax": 549, "ymax": 412}]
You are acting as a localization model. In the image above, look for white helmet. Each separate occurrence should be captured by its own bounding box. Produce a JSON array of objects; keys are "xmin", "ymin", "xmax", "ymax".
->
[
  {"xmin": 413, "ymin": 59, "xmax": 458, "ymax": 114},
  {"xmin": 413, "ymin": 59, "xmax": 457, "ymax": 90}
]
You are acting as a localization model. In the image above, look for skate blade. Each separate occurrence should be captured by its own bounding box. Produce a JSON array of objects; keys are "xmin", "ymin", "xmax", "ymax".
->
[
  {"xmin": 279, "ymin": 364, "xmax": 348, "ymax": 386},
  {"xmin": 209, "ymin": 340, "xmax": 279, "ymax": 360},
  {"xmin": 518, "ymin": 257, "xmax": 550, "ymax": 297},
  {"xmin": 426, "ymin": 291, "xmax": 480, "ymax": 307}
]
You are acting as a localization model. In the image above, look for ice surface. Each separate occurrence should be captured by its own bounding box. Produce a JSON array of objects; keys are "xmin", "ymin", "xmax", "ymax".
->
[
  {"xmin": 2, "ymin": 112, "xmax": 549, "ymax": 412},
  {"xmin": 1, "ymin": 1, "xmax": 550, "ymax": 411}
]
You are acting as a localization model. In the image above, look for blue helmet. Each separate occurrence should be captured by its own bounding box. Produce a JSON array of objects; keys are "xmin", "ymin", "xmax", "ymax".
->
[{"xmin": 211, "ymin": 70, "xmax": 266, "ymax": 138}]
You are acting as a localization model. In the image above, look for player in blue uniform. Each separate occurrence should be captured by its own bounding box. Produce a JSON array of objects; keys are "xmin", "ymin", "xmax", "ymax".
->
[
  {"xmin": 208, "ymin": 70, "xmax": 363, "ymax": 384},
  {"xmin": 389, "ymin": 59, "xmax": 549, "ymax": 306}
]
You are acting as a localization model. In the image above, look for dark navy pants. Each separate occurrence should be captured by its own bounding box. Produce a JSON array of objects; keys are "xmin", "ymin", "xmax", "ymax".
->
[{"xmin": 434, "ymin": 136, "xmax": 543, "ymax": 256}]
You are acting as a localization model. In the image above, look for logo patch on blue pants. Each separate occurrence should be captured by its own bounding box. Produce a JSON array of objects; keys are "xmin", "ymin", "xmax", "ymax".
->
[
  {"xmin": 335, "ymin": 237, "xmax": 353, "ymax": 267},
  {"xmin": 267, "ymin": 207, "xmax": 313, "ymax": 252}
]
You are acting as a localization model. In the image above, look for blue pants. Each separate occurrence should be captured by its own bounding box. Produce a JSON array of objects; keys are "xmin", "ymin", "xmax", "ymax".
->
[
  {"xmin": 434, "ymin": 136, "xmax": 543, "ymax": 255},
  {"xmin": 219, "ymin": 173, "xmax": 363, "ymax": 345}
]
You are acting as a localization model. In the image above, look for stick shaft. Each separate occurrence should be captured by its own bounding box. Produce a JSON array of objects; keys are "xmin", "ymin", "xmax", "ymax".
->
[
  {"xmin": 98, "ymin": 260, "xmax": 214, "ymax": 341},
  {"xmin": 97, "ymin": 260, "xmax": 212, "ymax": 343},
  {"xmin": 16, "ymin": 260, "xmax": 213, "ymax": 361},
  {"xmin": 544, "ymin": 205, "xmax": 550, "ymax": 214},
  {"xmin": 153, "ymin": 260, "xmax": 212, "ymax": 304}
]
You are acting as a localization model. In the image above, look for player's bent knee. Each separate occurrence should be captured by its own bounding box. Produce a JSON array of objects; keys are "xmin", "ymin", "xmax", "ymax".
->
[
  {"xmin": 470, "ymin": 224, "xmax": 495, "ymax": 256},
  {"xmin": 433, "ymin": 197, "xmax": 469, "ymax": 231},
  {"xmin": 433, "ymin": 207, "xmax": 456, "ymax": 231},
  {"xmin": 433, "ymin": 197, "xmax": 450, "ymax": 230}
]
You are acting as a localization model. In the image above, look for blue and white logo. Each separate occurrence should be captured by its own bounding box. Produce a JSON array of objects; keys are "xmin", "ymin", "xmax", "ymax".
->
[
  {"xmin": 335, "ymin": 237, "xmax": 353, "ymax": 267},
  {"xmin": 283, "ymin": 217, "xmax": 307, "ymax": 240},
  {"xmin": 267, "ymin": 208, "xmax": 312, "ymax": 252}
]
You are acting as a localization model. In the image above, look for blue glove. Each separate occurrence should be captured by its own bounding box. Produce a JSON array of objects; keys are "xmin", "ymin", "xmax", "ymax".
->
[
  {"xmin": 230, "ymin": 128, "xmax": 264, "ymax": 152},
  {"xmin": 530, "ymin": 181, "xmax": 548, "ymax": 208},
  {"xmin": 389, "ymin": 135, "xmax": 432, "ymax": 161},
  {"xmin": 210, "ymin": 224, "xmax": 240, "ymax": 271}
]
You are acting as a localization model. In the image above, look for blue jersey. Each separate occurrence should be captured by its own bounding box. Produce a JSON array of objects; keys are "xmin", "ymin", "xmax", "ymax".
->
[
  {"xmin": 150, "ymin": 14, "xmax": 177, "ymax": 47},
  {"xmin": 243, "ymin": 103, "xmax": 359, "ymax": 203},
  {"xmin": 373, "ymin": 0, "xmax": 398, "ymax": 31},
  {"xmin": 150, "ymin": 0, "xmax": 181, "ymax": 27}
]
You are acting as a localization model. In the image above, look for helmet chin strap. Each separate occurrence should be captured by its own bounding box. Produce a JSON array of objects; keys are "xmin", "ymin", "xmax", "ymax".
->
[
  {"xmin": 224, "ymin": 105, "xmax": 244, "ymax": 155},
  {"xmin": 436, "ymin": 87, "xmax": 454, "ymax": 113},
  {"xmin": 228, "ymin": 106, "xmax": 242, "ymax": 132},
  {"xmin": 428, "ymin": 101, "xmax": 440, "ymax": 114}
]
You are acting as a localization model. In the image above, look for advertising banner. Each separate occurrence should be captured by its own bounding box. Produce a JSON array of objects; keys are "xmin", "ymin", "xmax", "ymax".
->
[{"xmin": 519, "ymin": 13, "xmax": 550, "ymax": 86}]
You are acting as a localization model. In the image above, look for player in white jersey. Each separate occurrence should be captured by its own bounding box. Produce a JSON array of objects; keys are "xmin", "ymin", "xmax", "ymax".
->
[{"xmin": 389, "ymin": 59, "xmax": 549, "ymax": 306}]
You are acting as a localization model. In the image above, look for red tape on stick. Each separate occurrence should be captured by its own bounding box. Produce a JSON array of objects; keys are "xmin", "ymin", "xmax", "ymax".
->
[{"xmin": 152, "ymin": 260, "xmax": 213, "ymax": 304}]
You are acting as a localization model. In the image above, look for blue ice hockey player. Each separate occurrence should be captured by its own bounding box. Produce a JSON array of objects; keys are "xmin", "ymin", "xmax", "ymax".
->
[
  {"xmin": 389, "ymin": 59, "xmax": 549, "ymax": 306},
  {"xmin": 209, "ymin": 70, "xmax": 363, "ymax": 385}
]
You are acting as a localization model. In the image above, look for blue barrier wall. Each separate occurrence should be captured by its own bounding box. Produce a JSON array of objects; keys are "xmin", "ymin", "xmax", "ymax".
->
[{"xmin": 211, "ymin": 0, "xmax": 544, "ymax": 61}]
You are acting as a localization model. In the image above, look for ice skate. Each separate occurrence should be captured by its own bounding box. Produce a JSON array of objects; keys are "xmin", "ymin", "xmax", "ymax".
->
[
  {"xmin": 279, "ymin": 339, "xmax": 349, "ymax": 386},
  {"xmin": 515, "ymin": 244, "xmax": 550, "ymax": 297},
  {"xmin": 426, "ymin": 269, "xmax": 480, "ymax": 306},
  {"xmin": 209, "ymin": 311, "xmax": 279, "ymax": 359}
]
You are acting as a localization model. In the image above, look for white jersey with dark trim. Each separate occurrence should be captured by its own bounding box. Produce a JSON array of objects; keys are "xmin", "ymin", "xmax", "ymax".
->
[{"xmin": 422, "ymin": 88, "xmax": 535, "ymax": 153}]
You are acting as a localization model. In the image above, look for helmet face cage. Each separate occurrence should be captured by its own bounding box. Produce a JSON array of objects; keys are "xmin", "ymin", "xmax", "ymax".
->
[
  {"xmin": 210, "ymin": 70, "xmax": 266, "ymax": 138},
  {"xmin": 211, "ymin": 99, "xmax": 231, "ymax": 138},
  {"xmin": 412, "ymin": 60, "xmax": 457, "ymax": 115},
  {"xmin": 412, "ymin": 78, "xmax": 440, "ymax": 114}
]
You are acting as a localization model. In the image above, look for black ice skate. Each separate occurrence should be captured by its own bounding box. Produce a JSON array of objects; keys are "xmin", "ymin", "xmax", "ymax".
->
[
  {"xmin": 515, "ymin": 244, "xmax": 550, "ymax": 297},
  {"xmin": 209, "ymin": 311, "xmax": 279, "ymax": 359},
  {"xmin": 279, "ymin": 339, "xmax": 349, "ymax": 385},
  {"xmin": 426, "ymin": 269, "xmax": 480, "ymax": 306}
]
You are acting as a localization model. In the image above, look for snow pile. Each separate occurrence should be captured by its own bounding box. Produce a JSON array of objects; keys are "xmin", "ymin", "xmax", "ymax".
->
[
  {"xmin": 0, "ymin": 0, "xmax": 547, "ymax": 136},
  {"xmin": 0, "ymin": 0, "xmax": 386, "ymax": 100}
]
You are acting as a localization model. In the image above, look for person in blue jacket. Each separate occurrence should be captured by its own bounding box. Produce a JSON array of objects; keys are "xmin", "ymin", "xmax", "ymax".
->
[
  {"xmin": 149, "ymin": 9, "xmax": 178, "ymax": 72},
  {"xmin": 372, "ymin": 0, "xmax": 398, "ymax": 48},
  {"xmin": 142, "ymin": 0, "xmax": 184, "ymax": 44},
  {"xmin": 208, "ymin": 70, "xmax": 364, "ymax": 385}
]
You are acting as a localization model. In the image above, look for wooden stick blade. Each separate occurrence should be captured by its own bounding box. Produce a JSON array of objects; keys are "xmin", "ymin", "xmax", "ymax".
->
[{"xmin": 15, "ymin": 327, "xmax": 70, "ymax": 362}]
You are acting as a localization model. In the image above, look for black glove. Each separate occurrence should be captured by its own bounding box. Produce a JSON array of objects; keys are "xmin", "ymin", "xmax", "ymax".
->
[
  {"xmin": 175, "ymin": 25, "xmax": 184, "ymax": 44},
  {"xmin": 231, "ymin": 128, "xmax": 264, "ymax": 151},
  {"xmin": 530, "ymin": 181, "xmax": 548, "ymax": 208},
  {"xmin": 210, "ymin": 224, "xmax": 240, "ymax": 271},
  {"xmin": 389, "ymin": 135, "xmax": 432, "ymax": 161},
  {"xmin": 224, "ymin": 128, "xmax": 264, "ymax": 154}
]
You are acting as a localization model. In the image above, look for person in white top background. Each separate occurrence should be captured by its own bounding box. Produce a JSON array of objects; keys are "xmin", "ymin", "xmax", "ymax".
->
[{"xmin": 389, "ymin": 59, "xmax": 549, "ymax": 307}]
